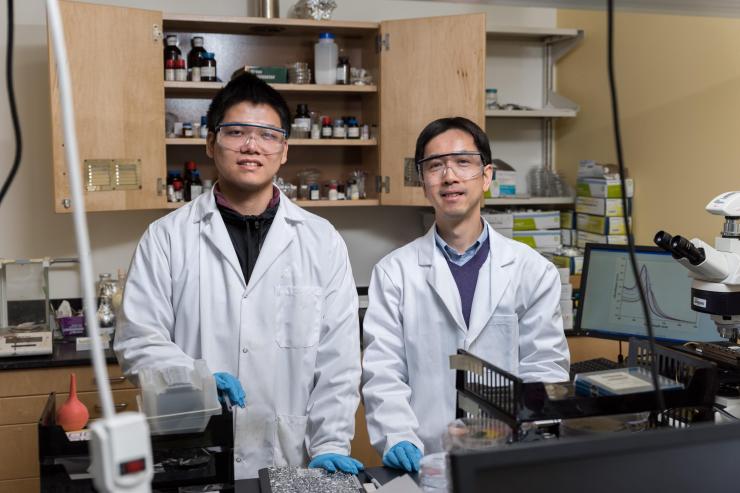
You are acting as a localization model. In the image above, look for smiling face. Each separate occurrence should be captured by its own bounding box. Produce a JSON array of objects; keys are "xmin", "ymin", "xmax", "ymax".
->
[
  {"xmin": 421, "ymin": 129, "xmax": 493, "ymax": 222},
  {"xmin": 206, "ymin": 102, "xmax": 288, "ymax": 194}
]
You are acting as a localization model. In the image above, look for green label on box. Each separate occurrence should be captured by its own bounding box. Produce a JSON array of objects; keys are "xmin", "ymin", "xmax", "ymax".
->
[
  {"xmin": 513, "ymin": 218, "xmax": 537, "ymax": 230},
  {"xmin": 513, "ymin": 236, "xmax": 536, "ymax": 248}
]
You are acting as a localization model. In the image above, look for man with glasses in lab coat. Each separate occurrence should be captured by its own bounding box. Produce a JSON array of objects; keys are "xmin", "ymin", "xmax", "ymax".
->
[
  {"xmin": 115, "ymin": 73, "xmax": 363, "ymax": 479},
  {"xmin": 362, "ymin": 117, "xmax": 570, "ymax": 473}
]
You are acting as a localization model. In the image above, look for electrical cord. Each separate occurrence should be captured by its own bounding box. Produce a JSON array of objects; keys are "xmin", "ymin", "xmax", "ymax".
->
[
  {"xmin": 0, "ymin": 0, "xmax": 22, "ymax": 205},
  {"xmin": 606, "ymin": 0, "xmax": 665, "ymax": 410}
]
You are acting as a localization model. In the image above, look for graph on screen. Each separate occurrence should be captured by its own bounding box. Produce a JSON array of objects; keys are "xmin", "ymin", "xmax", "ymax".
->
[{"xmin": 609, "ymin": 255, "xmax": 698, "ymax": 329}]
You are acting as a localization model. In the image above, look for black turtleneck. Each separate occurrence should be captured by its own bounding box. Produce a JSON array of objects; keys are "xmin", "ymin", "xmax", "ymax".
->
[{"xmin": 217, "ymin": 198, "xmax": 279, "ymax": 284}]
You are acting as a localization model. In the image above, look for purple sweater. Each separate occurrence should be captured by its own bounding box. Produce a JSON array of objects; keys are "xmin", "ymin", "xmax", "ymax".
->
[{"xmin": 445, "ymin": 236, "xmax": 491, "ymax": 327}]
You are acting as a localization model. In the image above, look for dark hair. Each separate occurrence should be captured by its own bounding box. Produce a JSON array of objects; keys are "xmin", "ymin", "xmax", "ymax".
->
[
  {"xmin": 414, "ymin": 117, "xmax": 492, "ymax": 166},
  {"xmin": 206, "ymin": 72, "xmax": 291, "ymax": 137}
]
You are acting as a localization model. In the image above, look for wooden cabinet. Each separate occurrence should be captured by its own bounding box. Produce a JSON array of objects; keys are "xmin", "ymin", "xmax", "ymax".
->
[
  {"xmin": 0, "ymin": 364, "xmax": 135, "ymax": 491},
  {"xmin": 48, "ymin": 1, "xmax": 486, "ymax": 212}
]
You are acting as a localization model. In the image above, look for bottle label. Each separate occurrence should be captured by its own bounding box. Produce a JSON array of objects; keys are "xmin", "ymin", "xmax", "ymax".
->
[
  {"xmin": 191, "ymin": 67, "xmax": 201, "ymax": 82},
  {"xmin": 296, "ymin": 117, "xmax": 311, "ymax": 132},
  {"xmin": 201, "ymin": 66, "xmax": 216, "ymax": 78},
  {"xmin": 333, "ymin": 127, "xmax": 346, "ymax": 138},
  {"xmin": 164, "ymin": 69, "xmax": 175, "ymax": 81},
  {"xmin": 348, "ymin": 127, "xmax": 360, "ymax": 138},
  {"xmin": 175, "ymin": 69, "xmax": 188, "ymax": 81},
  {"xmin": 322, "ymin": 127, "xmax": 333, "ymax": 138}
]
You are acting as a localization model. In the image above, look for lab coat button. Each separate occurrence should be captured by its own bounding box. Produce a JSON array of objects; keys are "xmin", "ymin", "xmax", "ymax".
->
[
  {"xmin": 242, "ymin": 347, "xmax": 248, "ymax": 353},
  {"xmin": 235, "ymin": 457, "xmax": 242, "ymax": 463}
]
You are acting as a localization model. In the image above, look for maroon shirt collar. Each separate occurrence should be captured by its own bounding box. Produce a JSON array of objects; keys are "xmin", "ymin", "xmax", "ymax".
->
[{"xmin": 214, "ymin": 183, "xmax": 280, "ymax": 215}]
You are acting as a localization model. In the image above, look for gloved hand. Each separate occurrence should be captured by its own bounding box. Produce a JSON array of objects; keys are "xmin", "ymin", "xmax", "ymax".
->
[
  {"xmin": 308, "ymin": 453, "xmax": 364, "ymax": 475},
  {"xmin": 214, "ymin": 372, "xmax": 246, "ymax": 408},
  {"xmin": 383, "ymin": 441, "xmax": 422, "ymax": 473}
]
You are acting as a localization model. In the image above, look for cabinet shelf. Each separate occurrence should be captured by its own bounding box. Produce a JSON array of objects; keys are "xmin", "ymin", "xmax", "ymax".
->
[
  {"xmin": 164, "ymin": 81, "xmax": 378, "ymax": 97},
  {"xmin": 164, "ymin": 199, "xmax": 379, "ymax": 209},
  {"xmin": 485, "ymin": 108, "xmax": 577, "ymax": 118},
  {"xmin": 162, "ymin": 14, "xmax": 379, "ymax": 36},
  {"xmin": 486, "ymin": 26, "xmax": 581, "ymax": 42},
  {"xmin": 484, "ymin": 196, "xmax": 575, "ymax": 206},
  {"xmin": 165, "ymin": 138, "xmax": 377, "ymax": 146}
]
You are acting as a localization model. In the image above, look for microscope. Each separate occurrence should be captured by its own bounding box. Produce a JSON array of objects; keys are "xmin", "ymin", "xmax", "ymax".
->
[{"xmin": 654, "ymin": 191, "xmax": 740, "ymax": 366}]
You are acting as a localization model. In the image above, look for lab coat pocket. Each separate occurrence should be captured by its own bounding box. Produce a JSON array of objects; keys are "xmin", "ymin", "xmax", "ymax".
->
[
  {"xmin": 275, "ymin": 286, "xmax": 322, "ymax": 348},
  {"xmin": 274, "ymin": 414, "xmax": 309, "ymax": 467},
  {"xmin": 471, "ymin": 314, "xmax": 520, "ymax": 373}
]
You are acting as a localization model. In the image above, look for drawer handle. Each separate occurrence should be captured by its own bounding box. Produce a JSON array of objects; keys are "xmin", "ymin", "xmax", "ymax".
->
[
  {"xmin": 96, "ymin": 402, "xmax": 128, "ymax": 411},
  {"xmin": 93, "ymin": 376, "xmax": 127, "ymax": 384}
]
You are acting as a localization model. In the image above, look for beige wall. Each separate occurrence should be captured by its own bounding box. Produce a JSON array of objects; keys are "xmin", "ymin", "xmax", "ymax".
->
[{"xmin": 556, "ymin": 9, "xmax": 740, "ymax": 245}]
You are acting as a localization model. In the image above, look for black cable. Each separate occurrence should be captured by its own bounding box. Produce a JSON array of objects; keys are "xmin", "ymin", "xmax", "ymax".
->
[
  {"xmin": 0, "ymin": 0, "xmax": 22, "ymax": 205},
  {"xmin": 606, "ymin": 0, "xmax": 665, "ymax": 410}
]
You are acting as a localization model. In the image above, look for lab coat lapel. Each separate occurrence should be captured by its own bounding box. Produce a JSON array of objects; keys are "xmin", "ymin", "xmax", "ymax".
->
[
  {"xmin": 467, "ymin": 226, "xmax": 515, "ymax": 345},
  {"xmin": 419, "ymin": 227, "xmax": 467, "ymax": 335},
  {"xmin": 244, "ymin": 196, "xmax": 296, "ymax": 296},
  {"xmin": 197, "ymin": 191, "xmax": 246, "ymax": 289}
]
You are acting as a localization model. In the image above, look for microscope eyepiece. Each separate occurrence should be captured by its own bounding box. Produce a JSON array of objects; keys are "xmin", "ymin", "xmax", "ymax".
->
[
  {"xmin": 654, "ymin": 231, "xmax": 674, "ymax": 253},
  {"xmin": 670, "ymin": 235, "xmax": 706, "ymax": 266}
]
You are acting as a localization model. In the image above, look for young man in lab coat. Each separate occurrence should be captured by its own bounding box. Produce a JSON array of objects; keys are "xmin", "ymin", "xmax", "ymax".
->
[
  {"xmin": 362, "ymin": 117, "xmax": 570, "ymax": 472},
  {"xmin": 115, "ymin": 73, "xmax": 363, "ymax": 479}
]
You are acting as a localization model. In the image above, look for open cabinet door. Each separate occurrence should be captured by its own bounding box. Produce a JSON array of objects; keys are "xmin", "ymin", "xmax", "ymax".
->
[
  {"xmin": 378, "ymin": 13, "xmax": 485, "ymax": 206},
  {"xmin": 49, "ymin": 1, "xmax": 166, "ymax": 212}
]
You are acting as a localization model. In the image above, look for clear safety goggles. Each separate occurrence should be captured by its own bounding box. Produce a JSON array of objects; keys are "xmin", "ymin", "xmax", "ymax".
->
[
  {"xmin": 416, "ymin": 151, "xmax": 485, "ymax": 184},
  {"xmin": 215, "ymin": 122, "xmax": 287, "ymax": 154}
]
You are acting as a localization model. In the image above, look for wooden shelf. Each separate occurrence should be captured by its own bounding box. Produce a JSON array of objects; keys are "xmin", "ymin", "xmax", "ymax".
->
[
  {"xmin": 166, "ymin": 138, "xmax": 377, "ymax": 146},
  {"xmin": 162, "ymin": 14, "xmax": 379, "ymax": 36},
  {"xmin": 484, "ymin": 196, "xmax": 575, "ymax": 206},
  {"xmin": 164, "ymin": 81, "xmax": 377, "ymax": 97},
  {"xmin": 289, "ymin": 138, "xmax": 376, "ymax": 146},
  {"xmin": 486, "ymin": 26, "xmax": 581, "ymax": 42},
  {"xmin": 485, "ymin": 108, "xmax": 577, "ymax": 118},
  {"xmin": 164, "ymin": 198, "xmax": 379, "ymax": 209}
]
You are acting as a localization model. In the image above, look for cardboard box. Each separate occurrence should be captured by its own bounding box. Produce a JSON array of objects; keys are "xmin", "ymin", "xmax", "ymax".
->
[
  {"xmin": 576, "ymin": 177, "xmax": 633, "ymax": 198},
  {"xmin": 560, "ymin": 283, "xmax": 573, "ymax": 300},
  {"xmin": 243, "ymin": 66, "xmax": 288, "ymax": 83},
  {"xmin": 561, "ymin": 299, "xmax": 574, "ymax": 330},
  {"xmin": 560, "ymin": 210, "xmax": 576, "ymax": 229},
  {"xmin": 577, "ymin": 213, "xmax": 631, "ymax": 235},
  {"xmin": 578, "ymin": 160, "xmax": 621, "ymax": 179},
  {"xmin": 552, "ymin": 253, "xmax": 584, "ymax": 275},
  {"xmin": 482, "ymin": 212, "xmax": 513, "ymax": 230},
  {"xmin": 512, "ymin": 211, "xmax": 560, "ymax": 231},
  {"xmin": 512, "ymin": 230, "xmax": 562, "ymax": 250},
  {"xmin": 576, "ymin": 196, "xmax": 631, "ymax": 217},
  {"xmin": 577, "ymin": 231, "xmax": 629, "ymax": 248},
  {"xmin": 561, "ymin": 229, "xmax": 577, "ymax": 247},
  {"xmin": 487, "ymin": 159, "xmax": 516, "ymax": 197}
]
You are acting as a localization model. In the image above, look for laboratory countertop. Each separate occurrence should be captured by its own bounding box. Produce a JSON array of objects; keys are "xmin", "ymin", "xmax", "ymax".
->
[{"xmin": 0, "ymin": 339, "xmax": 118, "ymax": 371}]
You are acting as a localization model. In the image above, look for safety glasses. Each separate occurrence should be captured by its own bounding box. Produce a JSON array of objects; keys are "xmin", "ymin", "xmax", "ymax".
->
[
  {"xmin": 215, "ymin": 122, "xmax": 287, "ymax": 154},
  {"xmin": 416, "ymin": 151, "xmax": 485, "ymax": 184}
]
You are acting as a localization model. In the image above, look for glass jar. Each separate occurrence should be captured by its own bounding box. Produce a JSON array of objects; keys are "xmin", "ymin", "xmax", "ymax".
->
[
  {"xmin": 485, "ymin": 88, "xmax": 498, "ymax": 110},
  {"xmin": 201, "ymin": 52, "xmax": 217, "ymax": 82}
]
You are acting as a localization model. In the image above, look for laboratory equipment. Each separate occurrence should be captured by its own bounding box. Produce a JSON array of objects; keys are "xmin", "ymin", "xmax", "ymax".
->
[
  {"xmin": 138, "ymin": 360, "xmax": 221, "ymax": 435},
  {"xmin": 201, "ymin": 52, "xmax": 217, "ymax": 81},
  {"xmin": 314, "ymin": 33, "xmax": 338, "ymax": 84},
  {"xmin": 447, "ymin": 420, "xmax": 740, "ymax": 493},
  {"xmin": 653, "ymin": 191, "xmax": 740, "ymax": 343},
  {"xmin": 46, "ymin": 0, "xmax": 154, "ymax": 489},
  {"xmin": 575, "ymin": 244, "xmax": 722, "ymax": 343},
  {"xmin": 187, "ymin": 36, "xmax": 206, "ymax": 81},
  {"xmin": 56, "ymin": 373, "xmax": 90, "ymax": 431}
]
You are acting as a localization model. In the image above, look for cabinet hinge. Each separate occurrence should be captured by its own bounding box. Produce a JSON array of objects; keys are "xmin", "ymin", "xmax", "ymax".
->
[
  {"xmin": 376, "ymin": 33, "xmax": 390, "ymax": 53},
  {"xmin": 376, "ymin": 176, "xmax": 390, "ymax": 194},
  {"xmin": 152, "ymin": 24, "xmax": 163, "ymax": 43}
]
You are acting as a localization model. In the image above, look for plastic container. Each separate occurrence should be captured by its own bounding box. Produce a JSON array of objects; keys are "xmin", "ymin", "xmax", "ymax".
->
[
  {"xmin": 314, "ymin": 33, "xmax": 338, "ymax": 85},
  {"xmin": 485, "ymin": 88, "xmax": 498, "ymax": 110},
  {"xmin": 420, "ymin": 452, "xmax": 449, "ymax": 493},
  {"xmin": 138, "ymin": 359, "xmax": 221, "ymax": 435}
]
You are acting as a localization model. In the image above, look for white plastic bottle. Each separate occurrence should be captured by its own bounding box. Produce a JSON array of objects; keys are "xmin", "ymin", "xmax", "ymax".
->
[{"xmin": 314, "ymin": 32, "xmax": 338, "ymax": 85}]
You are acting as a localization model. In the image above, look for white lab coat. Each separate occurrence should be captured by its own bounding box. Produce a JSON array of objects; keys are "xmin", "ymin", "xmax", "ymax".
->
[
  {"xmin": 361, "ymin": 223, "xmax": 570, "ymax": 456},
  {"xmin": 114, "ymin": 189, "xmax": 361, "ymax": 479}
]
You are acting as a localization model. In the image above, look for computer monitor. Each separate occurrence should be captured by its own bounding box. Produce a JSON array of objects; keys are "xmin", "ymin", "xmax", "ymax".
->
[
  {"xmin": 448, "ymin": 420, "xmax": 740, "ymax": 493},
  {"xmin": 575, "ymin": 244, "xmax": 721, "ymax": 343}
]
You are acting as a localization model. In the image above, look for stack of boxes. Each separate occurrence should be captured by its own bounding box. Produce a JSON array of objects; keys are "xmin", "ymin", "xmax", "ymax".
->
[
  {"xmin": 574, "ymin": 161, "xmax": 633, "ymax": 249},
  {"xmin": 558, "ymin": 267, "xmax": 574, "ymax": 330},
  {"xmin": 510, "ymin": 210, "xmax": 562, "ymax": 254}
]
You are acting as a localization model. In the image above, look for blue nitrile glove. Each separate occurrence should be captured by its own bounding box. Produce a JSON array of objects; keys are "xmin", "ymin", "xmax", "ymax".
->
[
  {"xmin": 308, "ymin": 453, "xmax": 365, "ymax": 475},
  {"xmin": 214, "ymin": 372, "xmax": 246, "ymax": 408},
  {"xmin": 383, "ymin": 441, "xmax": 422, "ymax": 473}
]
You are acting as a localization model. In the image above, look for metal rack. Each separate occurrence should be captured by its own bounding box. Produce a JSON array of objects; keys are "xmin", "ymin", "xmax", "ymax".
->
[{"xmin": 451, "ymin": 339, "xmax": 720, "ymax": 441}]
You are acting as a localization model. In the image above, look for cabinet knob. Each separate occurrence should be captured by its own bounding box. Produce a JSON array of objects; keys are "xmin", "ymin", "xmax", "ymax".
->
[{"xmin": 93, "ymin": 375, "xmax": 127, "ymax": 385}]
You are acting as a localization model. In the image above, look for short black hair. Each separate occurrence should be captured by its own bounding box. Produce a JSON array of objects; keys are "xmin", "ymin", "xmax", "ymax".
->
[
  {"xmin": 206, "ymin": 72, "xmax": 291, "ymax": 137},
  {"xmin": 414, "ymin": 117, "xmax": 492, "ymax": 166}
]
